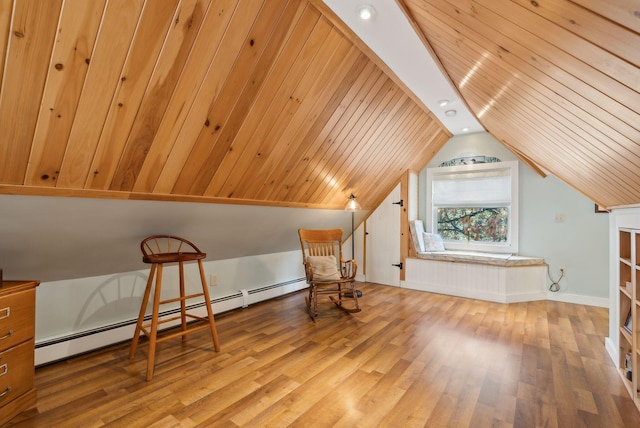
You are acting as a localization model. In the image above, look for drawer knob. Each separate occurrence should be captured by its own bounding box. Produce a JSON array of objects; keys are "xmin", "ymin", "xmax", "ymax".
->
[{"xmin": 0, "ymin": 330, "xmax": 13, "ymax": 341}]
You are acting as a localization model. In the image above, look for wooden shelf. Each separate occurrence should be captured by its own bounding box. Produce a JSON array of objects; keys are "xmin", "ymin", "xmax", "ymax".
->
[
  {"xmin": 618, "ymin": 228, "xmax": 640, "ymax": 411},
  {"xmin": 620, "ymin": 368, "xmax": 634, "ymax": 402}
]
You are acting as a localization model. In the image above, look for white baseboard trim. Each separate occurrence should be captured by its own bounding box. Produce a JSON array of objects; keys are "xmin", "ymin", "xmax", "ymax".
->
[
  {"xmin": 399, "ymin": 280, "xmax": 609, "ymax": 307},
  {"xmin": 545, "ymin": 291, "xmax": 609, "ymax": 308},
  {"xmin": 35, "ymin": 279, "xmax": 307, "ymax": 366}
]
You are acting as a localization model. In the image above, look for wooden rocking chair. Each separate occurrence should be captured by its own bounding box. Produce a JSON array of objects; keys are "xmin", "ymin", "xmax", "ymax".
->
[{"xmin": 298, "ymin": 228, "xmax": 361, "ymax": 321}]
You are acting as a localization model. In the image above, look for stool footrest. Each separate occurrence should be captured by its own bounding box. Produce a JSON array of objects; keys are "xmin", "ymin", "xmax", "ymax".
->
[
  {"xmin": 160, "ymin": 292, "xmax": 206, "ymax": 305},
  {"xmin": 155, "ymin": 322, "xmax": 212, "ymax": 343},
  {"xmin": 138, "ymin": 313, "xmax": 210, "ymax": 334}
]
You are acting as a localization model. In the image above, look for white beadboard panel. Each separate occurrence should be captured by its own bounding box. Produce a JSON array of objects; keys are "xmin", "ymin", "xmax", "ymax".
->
[{"xmin": 403, "ymin": 258, "xmax": 546, "ymax": 303}]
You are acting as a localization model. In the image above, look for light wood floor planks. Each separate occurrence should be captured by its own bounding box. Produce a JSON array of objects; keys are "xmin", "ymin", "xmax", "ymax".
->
[{"xmin": 7, "ymin": 283, "xmax": 640, "ymax": 427}]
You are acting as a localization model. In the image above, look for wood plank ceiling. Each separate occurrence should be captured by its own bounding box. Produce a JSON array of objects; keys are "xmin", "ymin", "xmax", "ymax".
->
[
  {"xmin": 401, "ymin": 0, "xmax": 640, "ymax": 208},
  {"xmin": 1, "ymin": 0, "xmax": 638, "ymax": 211},
  {"xmin": 0, "ymin": 0, "xmax": 450, "ymax": 211}
]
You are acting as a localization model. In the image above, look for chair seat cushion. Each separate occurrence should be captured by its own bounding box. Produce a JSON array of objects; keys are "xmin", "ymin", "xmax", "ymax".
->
[{"xmin": 307, "ymin": 255, "xmax": 341, "ymax": 281}]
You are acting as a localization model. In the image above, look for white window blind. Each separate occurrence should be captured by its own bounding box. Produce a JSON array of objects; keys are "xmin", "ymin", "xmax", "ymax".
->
[{"xmin": 432, "ymin": 171, "xmax": 511, "ymax": 206}]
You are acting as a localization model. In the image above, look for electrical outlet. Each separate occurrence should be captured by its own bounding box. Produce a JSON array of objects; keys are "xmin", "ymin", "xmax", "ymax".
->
[
  {"xmin": 554, "ymin": 213, "xmax": 566, "ymax": 223},
  {"xmin": 210, "ymin": 274, "xmax": 217, "ymax": 286}
]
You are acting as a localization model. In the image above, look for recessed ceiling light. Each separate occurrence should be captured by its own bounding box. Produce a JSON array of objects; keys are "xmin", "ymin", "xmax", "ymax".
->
[
  {"xmin": 357, "ymin": 4, "xmax": 376, "ymax": 21},
  {"xmin": 461, "ymin": 127, "xmax": 470, "ymax": 132},
  {"xmin": 438, "ymin": 100, "xmax": 449, "ymax": 107},
  {"xmin": 445, "ymin": 109, "xmax": 457, "ymax": 117}
]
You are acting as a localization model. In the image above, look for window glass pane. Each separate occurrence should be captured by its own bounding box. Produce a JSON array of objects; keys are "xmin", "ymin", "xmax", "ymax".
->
[{"xmin": 436, "ymin": 207, "xmax": 509, "ymax": 242}]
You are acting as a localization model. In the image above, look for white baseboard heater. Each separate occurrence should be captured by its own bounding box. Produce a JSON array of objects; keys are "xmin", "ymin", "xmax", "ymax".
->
[{"xmin": 35, "ymin": 278, "xmax": 307, "ymax": 366}]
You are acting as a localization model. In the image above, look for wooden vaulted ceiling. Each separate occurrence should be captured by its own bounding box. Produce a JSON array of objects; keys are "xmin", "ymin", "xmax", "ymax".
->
[
  {"xmin": 0, "ymin": 0, "xmax": 450, "ymax": 211},
  {"xmin": 0, "ymin": 0, "xmax": 638, "ymax": 211},
  {"xmin": 402, "ymin": 0, "xmax": 640, "ymax": 208}
]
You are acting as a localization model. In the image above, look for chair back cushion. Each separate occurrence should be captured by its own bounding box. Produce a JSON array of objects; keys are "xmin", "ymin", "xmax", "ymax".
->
[
  {"xmin": 410, "ymin": 220, "xmax": 446, "ymax": 253},
  {"xmin": 409, "ymin": 220, "xmax": 426, "ymax": 252},
  {"xmin": 307, "ymin": 255, "xmax": 341, "ymax": 281},
  {"xmin": 423, "ymin": 232, "xmax": 445, "ymax": 251}
]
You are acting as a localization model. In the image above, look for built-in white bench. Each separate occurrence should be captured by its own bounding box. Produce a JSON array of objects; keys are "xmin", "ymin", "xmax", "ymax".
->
[{"xmin": 404, "ymin": 220, "xmax": 546, "ymax": 303}]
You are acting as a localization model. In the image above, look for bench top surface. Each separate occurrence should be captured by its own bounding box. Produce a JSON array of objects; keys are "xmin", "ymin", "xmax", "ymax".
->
[{"xmin": 413, "ymin": 250, "xmax": 544, "ymax": 267}]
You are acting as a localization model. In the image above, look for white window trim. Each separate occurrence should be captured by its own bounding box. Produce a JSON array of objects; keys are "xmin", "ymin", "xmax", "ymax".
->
[{"xmin": 426, "ymin": 160, "xmax": 518, "ymax": 254}]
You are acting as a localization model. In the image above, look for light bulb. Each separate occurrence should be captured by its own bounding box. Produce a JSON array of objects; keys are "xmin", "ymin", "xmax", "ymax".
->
[{"xmin": 357, "ymin": 5, "xmax": 376, "ymax": 21}]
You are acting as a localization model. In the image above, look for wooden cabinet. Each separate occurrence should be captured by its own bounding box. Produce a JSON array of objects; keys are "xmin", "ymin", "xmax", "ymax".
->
[
  {"xmin": 618, "ymin": 229, "xmax": 640, "ymax": 410},
  {"xmin": 0, "ymin": 280, "xmax": 39, "ymax": 426}
]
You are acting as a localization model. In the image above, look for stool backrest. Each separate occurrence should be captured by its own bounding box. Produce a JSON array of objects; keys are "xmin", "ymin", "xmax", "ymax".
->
[{"xmin": 141, "ymin": 235, "xmax": 202, "ymax": 258}]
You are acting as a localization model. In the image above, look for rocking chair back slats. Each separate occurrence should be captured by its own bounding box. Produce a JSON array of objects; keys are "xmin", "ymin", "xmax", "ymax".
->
[{"xmin": 307, "ymin": 242, "xmax": 337, "ymax": 257}]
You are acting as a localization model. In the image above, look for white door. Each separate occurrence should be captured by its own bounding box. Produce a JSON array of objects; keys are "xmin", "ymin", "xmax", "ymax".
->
[{"xmin": 366, "ymin": 184, "xmax": 401, "ymax": 286}]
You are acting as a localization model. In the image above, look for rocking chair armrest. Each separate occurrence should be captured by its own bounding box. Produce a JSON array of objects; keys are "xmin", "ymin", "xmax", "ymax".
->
[
  {"xmin": 340, "ymin": 258, "xmax": 357, "ymax": 280},
  {"xmin": 303, "ymin": 260, "xmax": 314, "ymax": 282}
]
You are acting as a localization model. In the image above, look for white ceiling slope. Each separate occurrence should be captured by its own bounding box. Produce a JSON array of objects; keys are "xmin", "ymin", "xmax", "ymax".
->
[{"xmin": 324, "ymin": 0, "xmax": 484, "ymax": 135}]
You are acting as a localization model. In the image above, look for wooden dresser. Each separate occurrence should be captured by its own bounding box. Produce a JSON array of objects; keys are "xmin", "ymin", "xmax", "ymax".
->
[{"xmin": 0, "ymin": 280, "xmax": 39, "ymax": 426}]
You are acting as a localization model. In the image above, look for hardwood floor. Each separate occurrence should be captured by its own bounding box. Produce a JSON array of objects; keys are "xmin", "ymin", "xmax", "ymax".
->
[{"xmin": 7, "ymin": 283, "xmax": 640, "ymax": 427}]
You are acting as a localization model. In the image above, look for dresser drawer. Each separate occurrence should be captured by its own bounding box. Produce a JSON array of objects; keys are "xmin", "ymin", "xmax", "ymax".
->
[
  {"xmin": 0, "ymin": 288, "xmax": 35, "ymax": 351},
  {"xmin": 0, "ymin": 340, "xmax": 35, "ymax": 405}
]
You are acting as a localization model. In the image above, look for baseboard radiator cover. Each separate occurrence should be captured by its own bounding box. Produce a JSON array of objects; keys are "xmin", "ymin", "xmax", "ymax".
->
[
  {"xmin": 403, "ymin": 258, "xmax": 547, "ymax": 304},
  {"xmin": 35, "ymin": 278, "xmax": 307, "ymax": 366}
]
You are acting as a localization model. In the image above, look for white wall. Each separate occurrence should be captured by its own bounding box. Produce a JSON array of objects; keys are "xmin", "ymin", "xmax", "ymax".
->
[
  {"xmin": 35, "ymin": 250, "xmax": 307, "ymax": 365},
  {"xmin": 419, "ymin": 132, "xmax": 609, "ymax": 306},
  {"xmin": 519, "ymin": 168, "xmax": 609, "ymax": 305}
]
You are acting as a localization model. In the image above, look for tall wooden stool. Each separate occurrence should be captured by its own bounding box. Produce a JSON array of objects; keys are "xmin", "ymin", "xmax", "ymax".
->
[{"xmin": 129, "ymin": 235, "xmax": 220, "ymax": 380}]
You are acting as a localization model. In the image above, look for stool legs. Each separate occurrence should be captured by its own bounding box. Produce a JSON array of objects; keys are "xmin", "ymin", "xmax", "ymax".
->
[
  {"xmin": 129, "ymin": 261, "xmax": 220, "ymax": 381},
  {"xmin": 198, "ymin": 260, "xmax": 220, "ymax": 351},
  {"xmin": 129, "ymin": 263, "xmax": 156, "ymax": 360},
  {"xmin": 146, "ymin": 263, "xmax": 163, "ymax": 381},
  {"xmin": 179, "ymin": 261, "xmax": 187, "ymax": 341}
]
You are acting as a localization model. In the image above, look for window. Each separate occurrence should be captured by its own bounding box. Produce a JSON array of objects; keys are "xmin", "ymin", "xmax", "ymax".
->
[{"xmin": 426, "ymin": 161, "xmax": 518, "ymax": 253}]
